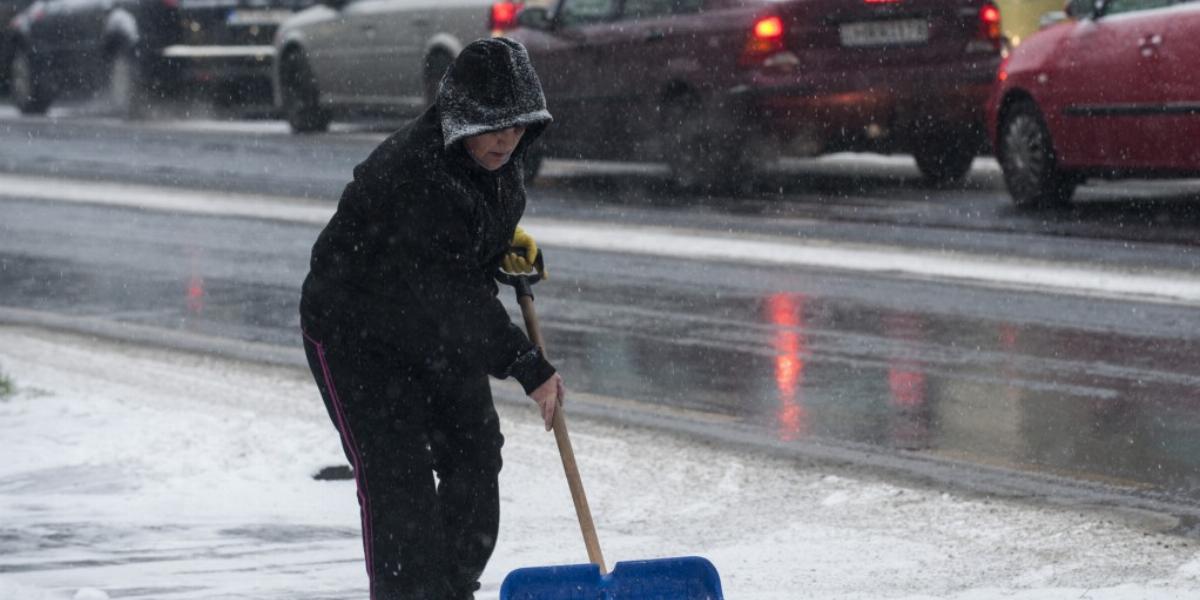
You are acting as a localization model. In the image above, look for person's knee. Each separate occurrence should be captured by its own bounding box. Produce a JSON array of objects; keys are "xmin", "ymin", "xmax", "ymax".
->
[
  {"xmin": 433, "ymin": 427, "xmax": 503, "ymax": 476},
  {"xmin": 474, "ymin": 426, "xmax": 504, "ymax": 474}
]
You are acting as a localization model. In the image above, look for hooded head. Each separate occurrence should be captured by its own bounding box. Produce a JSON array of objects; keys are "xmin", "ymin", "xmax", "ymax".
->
[{"xmin": 437, "ymin": 38, "xmax": 553, "ymax": 154}]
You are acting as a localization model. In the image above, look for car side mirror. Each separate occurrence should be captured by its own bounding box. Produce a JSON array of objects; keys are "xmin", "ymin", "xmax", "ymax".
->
[
  {"xmin": 1064, "ymin": 0, "xmax": 1099, "ymax": 18},
  {"xmin": 517, "ymin": 6, "xmax": 553, "ymax": 30}
]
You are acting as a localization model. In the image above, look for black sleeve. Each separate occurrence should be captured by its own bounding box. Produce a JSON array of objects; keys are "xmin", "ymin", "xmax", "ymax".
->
[{"xmin": 397, "ymin": 180, "xmax": 556, "ymax": 393}]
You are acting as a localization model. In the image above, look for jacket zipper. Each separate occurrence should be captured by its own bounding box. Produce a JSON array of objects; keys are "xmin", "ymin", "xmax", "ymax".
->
[{"xmin": 495, "ymin": 175, "xmax": 505, "ymax": 256}]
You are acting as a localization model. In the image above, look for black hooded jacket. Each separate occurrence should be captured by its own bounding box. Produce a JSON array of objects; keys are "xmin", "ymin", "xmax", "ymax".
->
[{"xmin": 300, "ymin": 38, "xmax": 555, "ymax": 393}]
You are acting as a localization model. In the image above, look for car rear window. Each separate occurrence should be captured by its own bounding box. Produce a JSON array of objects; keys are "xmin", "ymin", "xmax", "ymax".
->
[
  {"xmin": 619, "ymin": 0, "xmax": 704, "ymax": 20},
  {"xmin": 1104, "ymin": 0, "xmax": 1175, "ymax": 15},
  {"xmin": 622, "ymin": 0, "xmax": 675, "ymax": 19},
  {"xmin": 558, "ymin": 0, "xmax": 618, "ymax": 26}
]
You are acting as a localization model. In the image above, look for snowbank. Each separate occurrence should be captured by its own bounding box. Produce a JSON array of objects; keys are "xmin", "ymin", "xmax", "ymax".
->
[{"xmin": 1, "ymin": 326, "xmax": 1198, "ymax": 599}]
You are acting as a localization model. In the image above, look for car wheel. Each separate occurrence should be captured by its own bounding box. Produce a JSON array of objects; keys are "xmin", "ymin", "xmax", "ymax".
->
[
  {"xmin": 9, "ymin": 46, "xmax": 52, "ymax": 115},
  {"xmin": 423, "ymin": 51, "xmax": 454, "ymax": 107},
  {"xmin": 998, "ymin": 100, "xmax": 1077, "ymax": 208},
  {"xmin": 912, "ymin": 135, "xmax": 976, "ymax": 187},
  {"xmin": 664, "ymin": 97, "xmax": 750, "ymax": 194},
  {"xmin": 108, "ymin": 46, "xmax": 150, "ymax": 119},
  {"xmin": 281, "ymin": 50, "xmax": 331, "ymax": 134}
]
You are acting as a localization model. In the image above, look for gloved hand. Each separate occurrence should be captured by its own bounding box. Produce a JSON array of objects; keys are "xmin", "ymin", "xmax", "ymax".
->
[{"xmin": 503, "ymin": 226, "xmax": 546, "ymax": 279}]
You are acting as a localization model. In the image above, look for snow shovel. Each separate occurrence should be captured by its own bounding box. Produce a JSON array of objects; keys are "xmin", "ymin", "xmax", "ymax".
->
[{"xmin": 496, "ymin": 252, "xmax": 724, "ymax": 600}]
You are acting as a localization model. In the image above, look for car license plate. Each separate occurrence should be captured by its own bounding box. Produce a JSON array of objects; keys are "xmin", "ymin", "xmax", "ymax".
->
[
  {"xmin": 226, "ymin": 9, "xmax": 294, "ymax": 26},
  {"xmin": 839, "ymin": 19, "xmax": 929, "ymax": 47}
]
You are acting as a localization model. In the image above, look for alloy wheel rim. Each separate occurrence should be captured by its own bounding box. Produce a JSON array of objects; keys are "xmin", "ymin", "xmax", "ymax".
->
[{"xmin": 1003, "ymin": 114, "xmax": 1049, "ymax": 197}]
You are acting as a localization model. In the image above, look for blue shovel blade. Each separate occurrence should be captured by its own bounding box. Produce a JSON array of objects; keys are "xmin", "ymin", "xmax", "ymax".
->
[{"xmin": 500, "ymin": 556, "xmax": 724, "ymax": 600}]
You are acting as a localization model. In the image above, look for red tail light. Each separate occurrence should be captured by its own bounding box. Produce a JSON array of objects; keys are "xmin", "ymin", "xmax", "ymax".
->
[
  {"xmin": 978, "ymin": 3, "xmax": 1002, "ymax": 48},
  {"xmin": 490, "ymin": 1, "xmax": 522, "ymax": 33},
  {"xmin": 740, "ymin": 15, "xmax": 786, "ymax": 67},
  {"xmin": 754, "ymin": 15, "xmax": 784, "ymax": 39},
  {"xmin": 162, "ymin": 0, "xmax": 179, "ymax": 8}
]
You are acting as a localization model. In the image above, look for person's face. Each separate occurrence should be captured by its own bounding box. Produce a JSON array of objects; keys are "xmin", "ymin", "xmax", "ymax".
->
[{"xmin": 464, "ymin": 126, "xmax": 526, "ymax": 171}]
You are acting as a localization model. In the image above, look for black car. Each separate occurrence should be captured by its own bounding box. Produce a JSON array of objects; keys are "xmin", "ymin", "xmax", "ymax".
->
[{"xmin": 7, "ymin": 0, "xmax": 314, "ymax": 116}]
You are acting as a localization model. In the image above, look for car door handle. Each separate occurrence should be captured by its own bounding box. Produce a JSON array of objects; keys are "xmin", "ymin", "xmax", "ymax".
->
[
  {"xmin": 645, "ymin": 30, "xmax": 666, "ymax": 42},
  {"xmin": 1138, "ymin": 33, "xmax": 1162, "ymax": 57}
]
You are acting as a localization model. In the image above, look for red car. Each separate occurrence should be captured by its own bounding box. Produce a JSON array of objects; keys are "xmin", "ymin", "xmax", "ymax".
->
[
  {"xmin": 988, "ymin": 0, "xmax": 1200, "ymax": 208},
  {"xmin": 508, "ymin": 0, "xmax": 1003, "ymax": 189}
]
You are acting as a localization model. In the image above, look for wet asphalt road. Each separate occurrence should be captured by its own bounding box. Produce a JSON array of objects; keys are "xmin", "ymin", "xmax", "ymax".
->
[{"xmin": 2, "ymin": 111, "xmax": 1200, "ymax": 526}]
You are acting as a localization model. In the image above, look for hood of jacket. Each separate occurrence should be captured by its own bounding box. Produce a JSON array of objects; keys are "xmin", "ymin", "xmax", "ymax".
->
[{"xmin": 437, "ymin": 37, "xmax": 552, "ymax": 153}]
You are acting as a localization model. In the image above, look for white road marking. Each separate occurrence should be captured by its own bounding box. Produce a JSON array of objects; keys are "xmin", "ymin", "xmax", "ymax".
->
[
  {"xmin": 0, "ymin": 173, "xmax": 335, "ymax": 223},
  {"xmin": 4, "ymin": 173, "xmax": 1198, "ymax": 304}
]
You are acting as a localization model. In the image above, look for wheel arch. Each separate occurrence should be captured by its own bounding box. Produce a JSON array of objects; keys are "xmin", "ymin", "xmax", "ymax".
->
[
  {"xmin": 421, "ymin": 38, "xmax": 460, "ymax": 84},
  {"xmin": 8, "ymin": 4, "xmax": 38, "ymax": 40},
  {"xmin": 101, "ymin": 10, "xmax": 140, "ymax": 55},
  {"xmin": 421, "ymin": 40, "xmax": 459, "ymax": 105},
  {"xmin": 997, "ymin": 89, "xmax": 1036, "ymax": 128},
  {"xmin": 423, "ymin": 35, "xmax": 463, "ymax": 62}
]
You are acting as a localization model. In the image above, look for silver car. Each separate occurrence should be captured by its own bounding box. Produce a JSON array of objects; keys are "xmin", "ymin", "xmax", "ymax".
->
[{"xmin": 273, "ymin": 0, "xmax": 510, "ymax": 132}]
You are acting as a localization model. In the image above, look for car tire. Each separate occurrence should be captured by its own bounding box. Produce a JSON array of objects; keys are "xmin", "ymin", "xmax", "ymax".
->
[
  {"xmin": 912, "ymin": 135, "xmax": 975, "ymax": 187},
  {"xmin": 998, "ymin": 100, "xmax": 1077, "ymax": 209},
  {"xmin": 108, "ymin": 46, "xmax": 150, "ymax": 120},
  {"xmin": 423, "ymin": 51, "xmax": 454, "ymax": 107},
  {"xmin": 280, "ymin": 50, "xmax": 331, "ymax": 134},
  {"xmin": 664, "ymin": 97, "xmax": 751, "ymax": 194},
  {"xmin": 9, "ymin": 46, "xmax": 52, "ymax": 115}
]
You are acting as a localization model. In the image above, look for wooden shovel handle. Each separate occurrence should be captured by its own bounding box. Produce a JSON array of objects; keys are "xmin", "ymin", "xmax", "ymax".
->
[{"xmin": 518, "ymin": 294, "xmax": 608, "ymax": 575}]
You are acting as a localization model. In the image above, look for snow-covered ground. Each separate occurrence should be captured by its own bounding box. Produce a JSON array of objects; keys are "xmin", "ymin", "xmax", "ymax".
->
[{"xmin": 1, "ymin": 325, "xmax": 1199, "ymax": 600}]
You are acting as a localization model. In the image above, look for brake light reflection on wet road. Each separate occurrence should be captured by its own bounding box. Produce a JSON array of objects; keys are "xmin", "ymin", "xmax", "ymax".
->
[
  {"xmin": 767, "ymin": 293, "xmax": 808, "ymax": 441},
  {"xmin": 885, "ymin": 313, "xmax": 926, "ymax": 410},
  {"xmin": 187, "ymin": 274, "xmax": 205, "ymax": 314},
  {"xmin": 186, "ymin": 248, "xmax": 206, "ymax": 315},
  {"xmin": 884, "ymin": 312, "xmax": 931, "ymax": 450}
]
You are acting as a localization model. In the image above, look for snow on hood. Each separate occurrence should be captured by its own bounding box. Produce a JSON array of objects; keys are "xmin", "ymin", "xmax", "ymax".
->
[{"xmin": 437, "ymin": 37, "xmax": 553, "ymax": 151}]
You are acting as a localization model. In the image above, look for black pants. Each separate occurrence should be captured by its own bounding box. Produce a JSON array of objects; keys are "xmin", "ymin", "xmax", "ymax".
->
[{"xmin": 303, "ymin": 326, "xmax": 504, "ymax": 600}]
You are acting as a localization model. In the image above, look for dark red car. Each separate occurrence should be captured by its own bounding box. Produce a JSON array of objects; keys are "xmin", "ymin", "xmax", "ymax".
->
[
  {"xmin": 507, "ymin": 0, "xmax": 1003, "ymax": 189},
  {"xmin": 988, "ymin": 0, "xmax": 1200, "ymax": 208}
]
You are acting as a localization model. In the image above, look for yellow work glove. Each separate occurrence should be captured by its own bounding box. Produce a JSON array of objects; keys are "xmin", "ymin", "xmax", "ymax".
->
[{"xmin": 503, "ymin": 226, "xmax": 546, "ymax": 278}]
